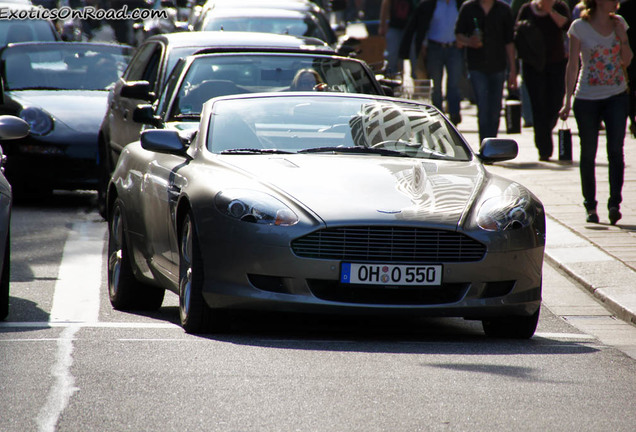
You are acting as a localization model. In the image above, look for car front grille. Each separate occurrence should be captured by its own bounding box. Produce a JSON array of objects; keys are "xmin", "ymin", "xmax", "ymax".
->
[
  {"xmin": 307, "ymin": 280, "xmax": 470, "ymax": 305},
  {"xmin": 291, "ymin": 226, "xmax": 486, "ymax": 262}
]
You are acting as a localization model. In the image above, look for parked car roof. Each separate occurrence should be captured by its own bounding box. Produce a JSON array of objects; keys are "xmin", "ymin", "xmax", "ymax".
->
[
  {"xmin": 142, "ymin": 30, "xmax": 333, "ymax": 53},
  {"xmin": 195, "ymin": 8, "xmax": 336, "ymax": 45}
]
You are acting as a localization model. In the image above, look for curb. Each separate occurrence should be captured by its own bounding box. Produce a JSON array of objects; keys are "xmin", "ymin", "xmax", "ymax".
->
[{"xmin": 544, "ymin": 216, "xmax": 636, "ymax": 326}]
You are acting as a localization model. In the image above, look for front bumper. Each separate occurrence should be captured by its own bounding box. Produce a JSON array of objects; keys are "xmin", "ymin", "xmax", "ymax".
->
[{"xmin": 199, "ymin": 234, "xmax": 543, "ymax": 319}]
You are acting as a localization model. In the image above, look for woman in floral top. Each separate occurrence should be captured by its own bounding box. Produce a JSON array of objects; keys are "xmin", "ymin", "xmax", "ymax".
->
[{"xmin": 559, "ymin": 0, "xmax": 633, "ymax": 225}]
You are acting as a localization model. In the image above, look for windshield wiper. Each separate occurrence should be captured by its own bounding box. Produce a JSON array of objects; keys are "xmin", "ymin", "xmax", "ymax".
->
[
  {"xmin": 220, "ymin": 148, "xmax": 294, "ymax": 154},
  {"xmin": 297, "ymin": 146, "xmax": 411, "ymax": 157}
]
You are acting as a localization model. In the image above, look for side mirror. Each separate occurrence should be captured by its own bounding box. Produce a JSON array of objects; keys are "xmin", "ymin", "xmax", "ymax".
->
[
  {"xmin": 133, "ymin": 104, "xmax": 161, "ymax": 127},
  {"xmin": 120, "ymin": 80, "xmax": 155, "ymax": 102},
  {"xmin": 140, "ymin": 129, "xmax": 187, "ymax": 154},
  {"xmin": 0, "ymin": 115, "xmax": 30, "ymax": 140},
  {"xmin": 478, "ymin": 138, "xmax": 518, "ymax": 163}
]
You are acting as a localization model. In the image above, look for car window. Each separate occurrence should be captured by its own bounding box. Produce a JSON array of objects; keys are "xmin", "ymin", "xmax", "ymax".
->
[
  {"xmin": 163, "ymin": 46, "xmax": 202, "ymax": 86},
  {"xmin": 156, "ymin": 59, "xmax": 187, "ymax": 118},
  {"xmin": 2, "ymin": 43, "xmax": 132, "ymax": 91},
  {"xmin": 169, "ymin": 55, "xmax": 380, "ymax": 119},
  {"xmin": 124, "ymin": 42, "xmax": 162, "ymax": 88},
  {"xmin": 207, "ymin": 96, "xmax": 472, "ymax": 161}
]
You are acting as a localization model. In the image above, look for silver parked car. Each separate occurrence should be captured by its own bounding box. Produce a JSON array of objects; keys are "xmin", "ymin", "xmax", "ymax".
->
[
  {"xmin": 106, "ymin": 93, "xmax": 546, "ymax": 338},
  {"xmin": 0, "ymin": 115, "xmax": 30, "ymax": 320}
]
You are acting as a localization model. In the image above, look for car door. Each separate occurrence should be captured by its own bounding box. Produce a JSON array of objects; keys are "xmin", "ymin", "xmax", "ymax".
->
[
  {"xmin": 108, "ymin": 41, "xmax": 164, "ymax": 163},
  {"xmin": 140, "ymin": 150, "xmax": 189, "ymax": 280}
]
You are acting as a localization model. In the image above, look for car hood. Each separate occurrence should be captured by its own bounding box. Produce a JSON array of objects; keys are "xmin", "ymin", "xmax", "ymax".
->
[
  {"xmin": 7, "ymin": 91, "xmax": 108, "ymax": 133},
  {"xmin": 220, "ymin": 155, "xmax": 485, "ymax": 227}
]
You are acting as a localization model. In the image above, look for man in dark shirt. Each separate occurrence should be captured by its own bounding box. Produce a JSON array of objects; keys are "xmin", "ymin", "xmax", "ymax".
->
[{"xmin": 455, "ymin": 0, "xmax": 517, "ymax": 141}]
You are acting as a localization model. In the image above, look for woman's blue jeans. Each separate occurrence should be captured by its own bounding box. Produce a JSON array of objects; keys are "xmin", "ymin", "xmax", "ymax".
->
[
  {"xmin": 573, "ymin": 92, "xmax": 629, "ymax": 211},
  {"xmin": 468, "ymin": 70, "xmax": 505, "ymax": 142}
]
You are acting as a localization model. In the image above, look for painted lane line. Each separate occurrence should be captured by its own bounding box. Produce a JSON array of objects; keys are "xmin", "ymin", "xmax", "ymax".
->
[
  {"xmin": 36, "ymin": 221, "xmax": 105, "ymax": 432},
  {"xmin": 49, "ymin": 221, "xmax": 105, "ymax": 324},
  {"xmin": 0, "ymin": 321, "xmax": 181, "ymax": 329},
  {"xmin": 36, "ymin": 325, "xmax": 80, "ymax": 432}
]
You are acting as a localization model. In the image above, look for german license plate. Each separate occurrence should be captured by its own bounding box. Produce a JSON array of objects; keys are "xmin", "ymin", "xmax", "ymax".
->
[{"xmin": 340, "ymin": 263, "xmax": 442, "ymax": 286}]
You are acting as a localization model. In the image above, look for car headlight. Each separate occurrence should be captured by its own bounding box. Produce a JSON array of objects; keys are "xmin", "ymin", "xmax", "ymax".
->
[
  {"xmin": 476, "ymin": 190, "xmax": 533, "ymax": 232},
  {"xmin": 215, "ymin": 189, "xmax": 299, "ymax": 226},
  {"xmin": 19, "ymin": 107, "xmax": 53, "ymax": 136}
]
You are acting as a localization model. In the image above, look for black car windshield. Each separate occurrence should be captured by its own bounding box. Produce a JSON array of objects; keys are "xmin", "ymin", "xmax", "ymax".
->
[
  {"xmin": 201, "ymin": 15, "xmax": 327, "ymax": 42},
  {"xmin": 207, "ymin": 95, "xmax": 472, "ymax": 161},
  {"xmin": 2, "ymin": 43, "xmax": 132, "ymax": 91},
  {"xmin": 170, "ymin": 54, "xmax": 379, "ymax": 119}
]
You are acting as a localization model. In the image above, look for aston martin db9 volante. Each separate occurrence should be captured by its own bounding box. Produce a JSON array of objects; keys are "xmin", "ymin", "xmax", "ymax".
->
[{"xmin": 106, "ymin": 93, "xmax": 546, "ymax": 338}]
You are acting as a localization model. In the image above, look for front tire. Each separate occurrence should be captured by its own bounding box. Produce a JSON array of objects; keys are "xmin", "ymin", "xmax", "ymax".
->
[
  {"xmin": 482, "ymin": 308, "xmax": 540, "ymax": 339},
  {"xmin": 108, "ymin": 198, "xmax": 164, "ymax": 311},
  {"xmin": 179, "ymin": 211, "xmax": 225, "ymax": 333}
]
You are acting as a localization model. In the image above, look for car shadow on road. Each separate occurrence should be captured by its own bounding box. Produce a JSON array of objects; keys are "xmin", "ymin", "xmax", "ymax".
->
[{"xmin": 140, "ymin": 305, "xmax": 601, "ymax": 357}]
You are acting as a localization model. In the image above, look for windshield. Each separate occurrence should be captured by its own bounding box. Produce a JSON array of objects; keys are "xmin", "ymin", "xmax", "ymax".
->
[
  {"xmin": 201, "ymin": 16, "xmax": 327, "ymax": 41},
  {"xmin": 0, "ymin": 18, "xmax": 57, "ymax": 45},
  {"xmin": 2, "ymin": 44, "xmax": 132, "ymax": 91},
  {"xmin": 170, "ymin": 54, "xmax": 378, "ymax": 119},
  {"xmin": 206, "ymin": 96, "xmax": 472, "ymax": 161}
]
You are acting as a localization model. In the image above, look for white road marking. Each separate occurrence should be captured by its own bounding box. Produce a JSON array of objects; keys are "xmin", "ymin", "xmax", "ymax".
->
[
  {"xmin": 36, "ymin": 325, "xmax": 79, "ymax": 432},
  {"xmin": 0, "ymin": 321, "xmax": 181, "ymax": 329},
  {"xmin": 534, "ymin": 332, "xmax": 597, "ymax": 341},
  {"xmin": 49, "ymin": 221, "xmax": 105, "ymax": 323},
  {"xmin": 36, "ymin": 221, "xmax": 105, "ymax": 432}
]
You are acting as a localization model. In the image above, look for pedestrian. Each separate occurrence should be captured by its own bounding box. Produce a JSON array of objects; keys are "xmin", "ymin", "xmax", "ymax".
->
[
  {"xmin": 516, "ymin": 0, "xmax": 571, "ymax": 161},
  {"xmin": 379, "ymin": 0, "xmax": 417, "ymax": 77},
  {"xmin": 558, "ymin": 0, "xmax": 633, "ymax": 225},
  {"xmin": 455, "ymin": 0, "xmax": 518, "ymax": 142},
  {"xmin": 399, "ymin": 0, "xmax": 466, "ymax": 125},
  {"xmin": 511, "ymin": 0, "xmax": 535, "ymax": 128}
]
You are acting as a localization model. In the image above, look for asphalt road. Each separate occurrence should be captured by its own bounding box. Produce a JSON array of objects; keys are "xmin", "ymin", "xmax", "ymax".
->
[{"xmin": 1, "ymin": 195, "xmax": 636, "ymax": 432}]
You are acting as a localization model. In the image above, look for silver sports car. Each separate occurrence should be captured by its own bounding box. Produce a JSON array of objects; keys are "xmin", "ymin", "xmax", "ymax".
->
[{"xmin": 107, "ymin": 93, "xmax": 546, "ymax": 338}]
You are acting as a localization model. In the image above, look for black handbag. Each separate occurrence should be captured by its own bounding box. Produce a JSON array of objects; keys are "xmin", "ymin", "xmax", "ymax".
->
[{"xmin": 558, "ymin": 120, "xmax": 572, "ymax": 161}]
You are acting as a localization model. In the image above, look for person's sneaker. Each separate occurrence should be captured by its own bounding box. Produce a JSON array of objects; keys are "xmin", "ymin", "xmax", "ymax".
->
[
  {"xmin": 609, "ymin": 207, "xmax": 622, "ymax": 225},
  {"xmin": 586, "ymin": 209, "xmax": 599, "ymax": 223}
]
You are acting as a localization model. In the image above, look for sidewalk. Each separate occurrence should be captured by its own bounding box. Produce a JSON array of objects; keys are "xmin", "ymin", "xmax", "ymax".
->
[{"xmin": 455, "ymin": 100, "xmax": 636, "ymax": 327}]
